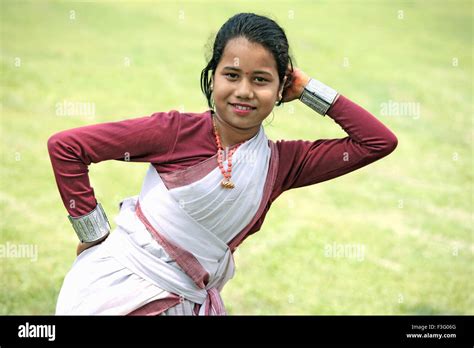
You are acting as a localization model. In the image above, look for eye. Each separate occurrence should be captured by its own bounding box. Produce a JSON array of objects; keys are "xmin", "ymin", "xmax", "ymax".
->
[
  {"xmin": 225, "ymin": 73, "xmax": 239, "ymax": 80},
  {"xmin": 254, "ymin": 76, "xmax": 268, "ymax": 83}
]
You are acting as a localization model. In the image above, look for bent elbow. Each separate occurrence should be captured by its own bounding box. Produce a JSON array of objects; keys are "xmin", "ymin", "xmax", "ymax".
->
[
  {"xmin": 385, "ymin": 133, "xmax": 398, "ymax": 155},
  {"xmin": 364, "ymin": 132, "xmax": 398, "ymax": 158},
  {"xmin": 377, "ymin": 132, "xmax": 398, "ymax": 157},
  {"xmin": 47, "ymin": 131, "xmax": 69, "ymax": 156},
  {"xmin": 47, "ymin": 133, "xmax": 61, "ymax": 155}
]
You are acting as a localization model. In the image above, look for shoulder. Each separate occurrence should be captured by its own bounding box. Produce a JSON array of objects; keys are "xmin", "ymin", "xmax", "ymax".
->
[
  {"xmin": 164, "ymin": 109, "xmax": 215, "ymax": 160},
  {"xmin": 152, "ymin": 109, "xmax": 211, "ymax": 120},
  {"xmin": 149, "ymin": 109, "xmax": 211, "ymax": 129},
  {"xmin": 268, "ymin": 138, "xmax": 323, "ymax": 198}
]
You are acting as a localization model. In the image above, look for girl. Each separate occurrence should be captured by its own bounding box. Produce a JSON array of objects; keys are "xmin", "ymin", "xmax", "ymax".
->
[{"xmin": 48, "ymin": 13, "xmax": 397, "ymax": 315}]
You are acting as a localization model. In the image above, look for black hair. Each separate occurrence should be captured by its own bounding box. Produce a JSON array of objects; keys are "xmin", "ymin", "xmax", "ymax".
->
[{"xmin": 200, "ymin": 13, "xmax": 294, "ymax": 109}]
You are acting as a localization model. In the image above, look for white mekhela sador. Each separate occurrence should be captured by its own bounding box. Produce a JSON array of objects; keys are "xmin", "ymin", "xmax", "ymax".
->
[{"xmin": 55, "ymin": 124, "xmax": 270, "ymax": 315}]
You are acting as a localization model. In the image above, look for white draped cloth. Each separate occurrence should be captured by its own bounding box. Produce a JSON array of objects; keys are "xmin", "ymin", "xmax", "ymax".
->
[{"xmin": 55, "ymin": 124, "xmax": 271, "ymax": 315}]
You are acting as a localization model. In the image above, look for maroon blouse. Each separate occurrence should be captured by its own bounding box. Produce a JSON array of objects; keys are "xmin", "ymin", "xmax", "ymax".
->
[{"xmin": 47, "ymin": 95, "xmax": 398, "ymax": 237}]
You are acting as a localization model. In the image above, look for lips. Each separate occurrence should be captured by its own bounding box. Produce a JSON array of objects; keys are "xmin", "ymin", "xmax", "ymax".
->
[{"xmin": 229, "ymin": 103, "xmax": 256, "ymax": 110}]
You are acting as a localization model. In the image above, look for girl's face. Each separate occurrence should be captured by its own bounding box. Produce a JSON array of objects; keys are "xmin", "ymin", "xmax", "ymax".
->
[{"xmin": 212, "ymin": 37, "xmax": 283, "ymax": 131}]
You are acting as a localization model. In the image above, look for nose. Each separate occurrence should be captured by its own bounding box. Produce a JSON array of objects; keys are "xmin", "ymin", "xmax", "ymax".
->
[{"xmin": 235, "ymin": 77, "xmax": 254, "ymax": 100}]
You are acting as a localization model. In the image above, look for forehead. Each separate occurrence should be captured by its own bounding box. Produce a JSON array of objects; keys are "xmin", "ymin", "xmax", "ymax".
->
[{"xmin": 218, "ymin": 37, "xmax": 277, "ymax": 72}]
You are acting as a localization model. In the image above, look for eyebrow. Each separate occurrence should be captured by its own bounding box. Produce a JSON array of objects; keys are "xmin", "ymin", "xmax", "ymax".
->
[{"xmin": 222, "ymin": 66, "xmax": 273, "ymax": 77}]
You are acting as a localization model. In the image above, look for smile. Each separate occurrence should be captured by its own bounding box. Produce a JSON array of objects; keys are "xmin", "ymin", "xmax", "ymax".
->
[
  {"xmin": 229, "ymin": 103, "xmax": 256, "ymax": 116},
  {"xmin": 229, "ymin": 103, "xmax": 256, "ymax": 110},
  {"xmin": 235, "ymin": 105, "xmax": 252, "ymax": 110}
]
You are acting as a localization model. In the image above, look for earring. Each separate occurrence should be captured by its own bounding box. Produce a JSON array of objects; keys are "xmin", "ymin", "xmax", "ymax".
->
[
  {"xmin": 210, "ymin": 90, "xmax": 215, "ymax": 109},
  {"xmin": 275, "ymin": 95, "xmax": 283, "ymax": 105}
]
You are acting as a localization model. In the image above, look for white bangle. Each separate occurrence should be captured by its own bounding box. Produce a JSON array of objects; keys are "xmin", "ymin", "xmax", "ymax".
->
[
  {"xmin": 300, "ymin": 78, "xmax": 338, "ymax": 116},
  {"xmin": 68, "ymin": 203, "xmax": 111, "ymax": 243}
]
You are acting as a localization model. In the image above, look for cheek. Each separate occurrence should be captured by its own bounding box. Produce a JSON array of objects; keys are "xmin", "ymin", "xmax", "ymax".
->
[
  {"xmin": 213, "ymin": 76, "xmax": 231, "ymax": 95},
  {"xmin": 258, "ymin": 87, "xmax": 279, "ymax": 105}
]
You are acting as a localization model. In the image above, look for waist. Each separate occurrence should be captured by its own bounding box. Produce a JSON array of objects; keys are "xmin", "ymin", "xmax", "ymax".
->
[{"xmin": 106, "ymin": 196, "xmax": 234, "ymax": 305}]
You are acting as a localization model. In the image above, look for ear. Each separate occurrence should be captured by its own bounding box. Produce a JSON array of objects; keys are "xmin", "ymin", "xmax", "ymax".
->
[{"xmin": 278, "ymin": 75, "xmax": 288, "ymax": 99}]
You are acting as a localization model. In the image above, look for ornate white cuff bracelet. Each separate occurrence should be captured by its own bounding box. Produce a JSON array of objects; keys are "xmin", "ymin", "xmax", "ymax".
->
[
  {"xmin": 300, "ymin": 78, "xmax": 338, "ymax": 116},
  {"xmin": 68, "ymin": 203, "xmax": 111, "ymax": 243}
]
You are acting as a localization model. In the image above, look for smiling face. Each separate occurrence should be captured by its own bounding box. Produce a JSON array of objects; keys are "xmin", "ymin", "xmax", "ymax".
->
[{"xmin": 212, "ymin": 37, "xmax": 283, "ymax": 132}]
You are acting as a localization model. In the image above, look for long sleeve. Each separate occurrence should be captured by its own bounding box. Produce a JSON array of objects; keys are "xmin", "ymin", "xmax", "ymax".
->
[
  {"xmin": 273, "ymin": 94, "xmax": 398, "ymax": 196},
  {"xmin": 47, "ymin": 111, "xmax": 180, "ymax": 217}
]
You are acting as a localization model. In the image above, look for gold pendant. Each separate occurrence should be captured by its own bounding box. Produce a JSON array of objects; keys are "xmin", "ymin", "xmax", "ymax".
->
[{"xmin": 221, "ymin": 179, "xmax": 235, "ymax": 189}]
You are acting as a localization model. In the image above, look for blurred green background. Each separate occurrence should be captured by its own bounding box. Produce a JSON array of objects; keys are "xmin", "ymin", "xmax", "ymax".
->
[{"xmin": 0, "ymin": 0, "xmax": 472, "ymax": 314}]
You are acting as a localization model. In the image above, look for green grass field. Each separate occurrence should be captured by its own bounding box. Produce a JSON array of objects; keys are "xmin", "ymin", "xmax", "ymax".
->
[{"xmin": 0, "ymin": 0, "xmax": 472, "ymax": 315}]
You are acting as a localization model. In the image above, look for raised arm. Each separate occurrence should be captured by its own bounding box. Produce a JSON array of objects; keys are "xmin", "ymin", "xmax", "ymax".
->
[{"xmin": 274, "ymin": 68, "xmax": 398, "ymax": 195}]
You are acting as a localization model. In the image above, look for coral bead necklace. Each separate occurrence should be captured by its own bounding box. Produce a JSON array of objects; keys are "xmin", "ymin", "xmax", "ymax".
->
[{"xmin": 212, "ymin": 116, "xmax": 244, "ymax": 189}]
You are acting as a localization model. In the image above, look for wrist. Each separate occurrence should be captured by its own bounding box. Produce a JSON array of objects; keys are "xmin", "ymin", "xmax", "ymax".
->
[
  {"xmin": 68, "ymin": 202, "xmax": 111, "ymax": 243},
  {"xmin": 299, "ymin": 78, "xmax": 338, "ymax": 116}
]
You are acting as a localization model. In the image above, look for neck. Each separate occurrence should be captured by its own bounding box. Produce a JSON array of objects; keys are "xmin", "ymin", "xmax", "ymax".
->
[{"xmin": 212, "ymin": 112, "xmax": 260, "ymax": 149}]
